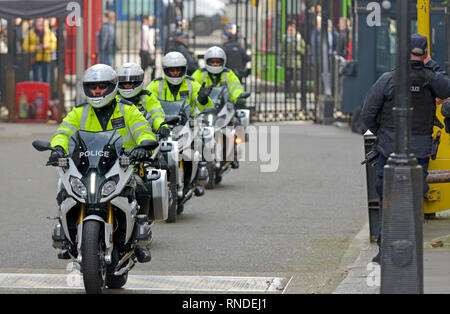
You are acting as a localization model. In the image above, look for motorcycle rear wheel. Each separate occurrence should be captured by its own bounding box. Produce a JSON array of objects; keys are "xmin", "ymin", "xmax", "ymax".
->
[
  {"xmin": 81, "ymin": 220, "xmax": 106, "ymax": 294},
  {"xmin": 166, "ymin": 183, "xmax": 178, "ymax": 223}
]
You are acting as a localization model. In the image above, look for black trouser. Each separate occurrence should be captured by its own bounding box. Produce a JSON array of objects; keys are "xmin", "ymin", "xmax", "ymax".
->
[{"xmin": 134, "ymin": 174, "xmax": 150, "ymax": 217}]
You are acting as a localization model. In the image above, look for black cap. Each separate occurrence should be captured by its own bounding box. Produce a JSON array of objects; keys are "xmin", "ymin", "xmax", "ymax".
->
[{"xmin": 411, "ymin": 33, "xmax": 428, "ymax": 56}]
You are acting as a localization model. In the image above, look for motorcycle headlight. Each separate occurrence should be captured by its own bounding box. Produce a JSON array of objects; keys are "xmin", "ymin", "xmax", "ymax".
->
[
  {"xmin": 70, "ymin": 177, "xmax": 87, "ymax": 197},
  {"xmin": 101, "ymin": 180, "xmax": 117, "ymax": 197},
  {"xmin": 207, "ymin": 114, "xmax": 214, "ymax": 126}
]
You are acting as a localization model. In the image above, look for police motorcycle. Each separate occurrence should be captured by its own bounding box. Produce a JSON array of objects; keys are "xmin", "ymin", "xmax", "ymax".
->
[
  {"xmin": 204, "ymin": 83, "xmax": 251, "ymax": 188},
  {"xmin": 32, "ymin": 129, "xmax": 168, "ymax": 294},
  {"xmin": 158, "ymin": 99, "xmax": 212, "ymax": 222}
]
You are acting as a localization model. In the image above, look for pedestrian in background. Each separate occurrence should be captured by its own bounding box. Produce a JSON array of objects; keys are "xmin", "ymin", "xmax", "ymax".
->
[
  {"xmin": 221, "ymin": 31, "xmax": 250, "ymax": 82},
  {"xmin": 22, "ymin": 17, "xmax": 57, "ymax": 83},
  {"xmin": 282, "ymin": 23, "xmax": 305, "ymax": 98},
  {"xmin": 139, "ymin": 14, "xmax": 156, "ymax": 81},
  {"xmin": 165, "ymin": 30, "xmax": 198, "ymax": 76},
  {"xmin": 98, "ymin": 11, "xmax": 116, "ymax": 67}
]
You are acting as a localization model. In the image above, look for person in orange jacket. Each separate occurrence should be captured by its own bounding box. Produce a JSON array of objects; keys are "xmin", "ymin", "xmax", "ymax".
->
[{"xmin": 22, "ymin": 18, "xmax": 57, "ymax": 83}]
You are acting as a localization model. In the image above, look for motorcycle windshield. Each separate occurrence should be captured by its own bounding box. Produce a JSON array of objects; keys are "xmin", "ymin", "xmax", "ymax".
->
[
  {"xmin": 209, "ymin": 87, "xmax": 224, "ymax": 101},
  {"xmin": 68, "ymin": 130, "xmax": 123, "ymax": 176},
  {"xmin": 209, "ymin": 87, "xmax": 228, "ymax": 111},
  {"xmin": 160, "ymin": 100, "xmax": 190, "ymax": 117}
]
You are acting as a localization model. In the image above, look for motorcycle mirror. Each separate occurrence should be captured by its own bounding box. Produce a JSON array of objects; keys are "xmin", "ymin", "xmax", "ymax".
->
[
  {"xmin": 137, "ymin": 139, "xmax": 159, "ymax": 151},
  {"xmin": 32, "ymin": 140, "xmax": 54, "ymax": 152},
  {"xmin": 238, "ymin": 92, "xmax": 251, "ymax": 99},
  {"xmin": 199, "ymin": 107, "xmax": 216, "ymax": 115},
  {"xmin": 161, "ymin": 115, "xmax": 180, "ymax": 127}
]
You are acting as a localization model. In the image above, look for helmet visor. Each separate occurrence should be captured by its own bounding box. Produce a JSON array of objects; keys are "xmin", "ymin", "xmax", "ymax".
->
[
  {"xmin": 164, "ymin": 66, "xmax": 186, "ymax": 78},
  {"xmin": 118, "ymin": 74, "xmax": 144, "ymax": 83},
  {"xmin": 206, "ymin": 58, "xmax": 224, "ymax": 67},
  {"xmin": 118, "ymin": 80, "xmax": 143, "ymax": 89},
  {"xmin": 83, "ymin": 81, "xmax": 116, "ymax": 98}
]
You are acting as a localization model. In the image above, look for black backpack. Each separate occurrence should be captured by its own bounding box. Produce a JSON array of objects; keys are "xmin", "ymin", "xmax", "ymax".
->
[{"xmin": 222, "ymin": 42, "xmax": 246, "ymax": 78}]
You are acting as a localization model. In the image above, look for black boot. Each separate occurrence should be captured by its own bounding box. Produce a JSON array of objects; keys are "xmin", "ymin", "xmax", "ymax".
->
[
  {"xmin": 194, "ymin": 185, "xmax": 205, "ymax": 197},
  {"xmin": 58, "ymin": 249, "xmax": 71, "ymax": 260},
  {"xmin": 231, "ymin": 161, "xmax": 239, "ymax": 169},
  {"xmin": 372, "ymin": 250, "xmax": 381, "ymax": 265},
  {"xmin": 133, "ymin": 220, "xmax": 152, "ymax": 263},
  {"xmin": 135, "ymin": 247, "xmax": 151, "ymax": 263}
]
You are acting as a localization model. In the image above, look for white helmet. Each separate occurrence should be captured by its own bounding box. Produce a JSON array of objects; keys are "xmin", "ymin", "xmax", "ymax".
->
[
  {"xmin": 162, "ymin": 51, "xmax": 187, "ymax": 85},
  {"xmin": 204, "ymin": 46, "xmax": 226, "ymax": 74},
  {"xmin": 82, "ymin": 64, "xmax": 118, "ymax": 109},
  {"xmin": 117, "ymin": 63, "xmax": 145, "ymax": 99}
]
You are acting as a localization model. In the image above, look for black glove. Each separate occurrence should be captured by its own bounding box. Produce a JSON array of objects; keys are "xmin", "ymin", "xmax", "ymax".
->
[
  {"xmin": 132, "ymin": 147, "xmax": 151, "ymax": 162},
  {"xmin": 159, "ymin": 126, "xmax": 171, "ymax": 138},
  {"xmin": 444, "ymin": 117, "xmax": 450, "ymax": 134},
  {"xmin": 235, "ymin": 98, "xmax": 246, "ymax": 108},
  {"xmin": 197, "ymin": 82, "xmax": 212, "ymax": 105},
  {"xmin": 48, "ymin": 146, "xmax": 65, "ymax": 164},
  {"xmin": 441, "ymin": 100, "xmax": 450, "ymax": 118}
]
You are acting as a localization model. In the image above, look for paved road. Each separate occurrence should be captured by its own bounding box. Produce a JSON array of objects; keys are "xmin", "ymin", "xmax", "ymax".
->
[{"xmin": 0, "ymin": 121, "xmax": 368, "ymax": 293}]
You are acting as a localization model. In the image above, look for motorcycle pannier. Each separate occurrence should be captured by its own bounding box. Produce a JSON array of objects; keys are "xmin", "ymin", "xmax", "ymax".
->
[{"xmin": 147, "ymin": 169, "xmax": 169, "ymax": 221}]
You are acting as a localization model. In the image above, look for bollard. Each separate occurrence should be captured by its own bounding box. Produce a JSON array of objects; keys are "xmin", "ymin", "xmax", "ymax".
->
[
  {"xmin": 380, "ymin": 0, "xmax": 423, "ymax": 294},
  {"xmin": 380, "ymin": 159, "xmax": 424, "ymax": 293}
]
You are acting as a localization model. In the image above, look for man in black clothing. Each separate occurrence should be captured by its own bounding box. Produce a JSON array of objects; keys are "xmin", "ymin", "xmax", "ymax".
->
[
  {"xmin": 165, "ymin": 30, "xmax": 198, "ymax": 76},
  {"xmin": 221, "ymin": 32, "xmax": 251, "ymax": 82},
  {"xmin": 361, "ymin": 33, "xmax": 450, "ymax": 264}
]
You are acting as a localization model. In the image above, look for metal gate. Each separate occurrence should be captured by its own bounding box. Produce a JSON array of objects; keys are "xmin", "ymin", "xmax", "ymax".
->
[{"xmin": 0, "ymin": 0, "xmax": 354, "ymax": 123}]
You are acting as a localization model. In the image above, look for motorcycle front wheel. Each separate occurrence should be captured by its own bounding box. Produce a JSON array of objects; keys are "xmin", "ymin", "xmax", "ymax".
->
[
  {"xmin": 205, "ymin": 162, "xmax": 216, "ymax": 189},
  {"xmin": 106, "ymin": 246, "xmax": 128, "ymax": 289},
  {"xmin": 81, "ymin": 220, "xmax": 106, "ymax": 294}
]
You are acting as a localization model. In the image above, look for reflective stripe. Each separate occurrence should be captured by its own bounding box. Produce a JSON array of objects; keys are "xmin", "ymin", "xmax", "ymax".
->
[
  {"xmin": 202, "ymin": 71, "xmax": 207, "ymax": 82},
  {"xmin": 60, "ymin": 121, "xmax": 78, "ymax": 135},
  {"xmin": 141, "ymin": 94, "xmax": 146, "ymax": 107},
  {"xmin": 133, "ymin": 128, "xmax": 149, "ymax": 140},
  {"xmin": 130, "ymin": 121, "xmax": 149, "ymax": 135},
  {"xmin": 228, "ymin": 82, "xmax": 241, "ymax": 89},
  {"xmin": 158, "ymin": 80, "xmax": 164, "ymax": 100},
  {"xmin": 187, "ymin": 79, "xmax": 193, "ymax": 100},
  {"xmin": 148, "ymin": 114, "xmax": 165, "ymax": 130},
  {"xmin": 54, "ymin": 129, "xmax": 71, "ymax": 137},
  {"xmin": 123, "ymin": 133, "xmax": 133, "ymax": 143},
  {"xmin": 148, "ymin": 108, "xmax": 164, "ymax": 116},
  {"xmin": 118, "ymin": 102, "xmax": 134, "ymax": 143},
  {"xmin": 79, "ymin": 104, "xmax": 91, "ymax": 130}
]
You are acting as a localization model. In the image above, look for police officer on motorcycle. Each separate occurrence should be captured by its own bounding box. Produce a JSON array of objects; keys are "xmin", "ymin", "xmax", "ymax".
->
[
  {"xmin": 49, "ymin": 64, "xmax": 156, "ymax": 263},
  {"xmin": 146, "ymin": 51, "xmax": 214, "ymax": 115},
  {"xmin": 192, "ymin": 46, "xmax": 245, "ymax": 107},
  {"xmin": 146, "ymin": 51, "xmax": 214, "ymax": 196},
  {"xmin": 117, "ymin": 62, "xmax": 170, "ymax": 138},
  {"xmin": 361, "ymin": 34, "xmax": 450, "ymax": 264},
  {"xmin": 192, "ymin": 46, "xmax": 245, "ymax": 169}
]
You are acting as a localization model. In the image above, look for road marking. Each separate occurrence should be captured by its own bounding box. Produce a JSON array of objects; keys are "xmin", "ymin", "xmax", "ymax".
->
[{"xmin": 0, "ymin": 273, "xmax": 290, "ymax": 292}]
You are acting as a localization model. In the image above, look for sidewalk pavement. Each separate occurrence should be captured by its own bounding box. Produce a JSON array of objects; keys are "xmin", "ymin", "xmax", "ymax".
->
[
  {"xmin": 334, "ymin": 210, "xmax": 450, "ymax": 294},
  {"xmin": 0, "ymin": 121, "xmax": 58, "ymax": 139}
]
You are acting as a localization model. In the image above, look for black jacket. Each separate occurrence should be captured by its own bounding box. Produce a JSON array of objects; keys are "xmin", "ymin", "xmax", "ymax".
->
[
  {"xmin": 166, "ymin": 42, "xmax": 198, "ymax": 76},
  {"xmin": 361, "ymin": 60, "xmax": 450, "ymax": 158}
]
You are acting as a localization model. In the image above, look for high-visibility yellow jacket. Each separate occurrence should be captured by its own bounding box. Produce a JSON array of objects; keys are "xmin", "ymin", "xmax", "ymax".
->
[
  {"xmin": 146, "ymin": 76, "xmax": 213, "ymax": 116},
  {"xmin": 118, "ymin": 90, "xmax": 167, "ymax": 131},
  {"xmin": 22, "ymin": 28, "xmax": 57, "ymax": 63},
  {"xmin": 51, "ymin": 98, "xmax": 155, "ymax": 153},
  {"xmin": 191, "ymin": 68, "xmax": 244, "ymax": 103}
]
